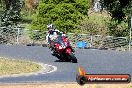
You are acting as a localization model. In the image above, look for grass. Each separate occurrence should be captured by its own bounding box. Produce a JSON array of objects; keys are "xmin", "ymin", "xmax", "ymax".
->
[{"xmin": 0, "ymin": 57, "xmax": 42, "ymax": 76}]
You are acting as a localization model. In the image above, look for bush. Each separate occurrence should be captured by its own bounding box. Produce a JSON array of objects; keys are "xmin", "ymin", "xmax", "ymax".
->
[
  {"xmin": 107, "ymin": 20, "xmax": 129, "ymax": 37},
  {"xmin": 79, "ymin": 12, "xmax": 110, "ymax": 35},
  {"xmin": 30, "ymin": 0, "xmax": 91, "ymax": 32}
]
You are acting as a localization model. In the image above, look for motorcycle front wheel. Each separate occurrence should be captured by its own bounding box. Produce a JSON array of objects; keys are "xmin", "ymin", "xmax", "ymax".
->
[{"xmin": 68, "ymin": 53, "xmax": 78, "ymax": 63}]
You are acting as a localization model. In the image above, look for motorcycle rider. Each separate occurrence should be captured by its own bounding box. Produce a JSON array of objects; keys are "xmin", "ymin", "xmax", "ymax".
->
[{"xmin": 46, "ymin": 24, "xmax": 64, "ymax": 55}]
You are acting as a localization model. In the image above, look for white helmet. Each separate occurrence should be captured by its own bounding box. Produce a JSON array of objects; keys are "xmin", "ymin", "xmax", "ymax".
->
[{"xmin": 47, "ymin": 24, "xmax": 53, "ymax": 29}]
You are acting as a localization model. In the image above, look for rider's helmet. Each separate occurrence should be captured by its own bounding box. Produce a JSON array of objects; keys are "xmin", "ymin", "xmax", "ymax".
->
[
  {"xmin": 47, "ymin": 24, "xmax": 53, "ymax": 29},
  {"xmin": 47, "ymin": 24, "xmax": 55, "ymax": 34}
]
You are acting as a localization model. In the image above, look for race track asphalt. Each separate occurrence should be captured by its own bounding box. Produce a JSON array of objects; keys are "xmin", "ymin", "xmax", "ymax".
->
[{"xmin": 0, "ymin": 45, "xmax": 132, "ymax": 83}]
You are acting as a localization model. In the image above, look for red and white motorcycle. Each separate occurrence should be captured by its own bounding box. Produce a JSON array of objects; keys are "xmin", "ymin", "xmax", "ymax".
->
[{"xmin": 50, "ymin": 36, "xmax": 78, "ymax": 63}]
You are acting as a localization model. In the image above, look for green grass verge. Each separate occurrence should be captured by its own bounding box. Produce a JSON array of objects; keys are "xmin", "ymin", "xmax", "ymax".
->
[{"xmin": 0, "ymin": 57, "xmax": 42, "ymax": 76}]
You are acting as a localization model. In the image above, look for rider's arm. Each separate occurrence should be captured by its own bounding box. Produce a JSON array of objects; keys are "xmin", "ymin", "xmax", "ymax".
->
[
  {"xmin": 46, "ymin": 33, "xmax": 49, "ymax": 44},
  {"xmin": 54, "ymin": 29, "xmax": 63, "ymax": 36}
]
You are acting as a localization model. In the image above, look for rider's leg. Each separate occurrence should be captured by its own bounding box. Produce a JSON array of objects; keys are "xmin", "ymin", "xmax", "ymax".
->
[{"xmin": 50, "ymin": 42, "xmax": 56, "ymax": 55}]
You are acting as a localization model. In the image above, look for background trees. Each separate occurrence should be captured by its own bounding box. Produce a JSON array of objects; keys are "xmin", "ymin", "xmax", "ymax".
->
[
  {"xmin": 0, "ymin": 0, "xmax": 22, "ymax": 26},
  {"xmin": 101, "ymin": 0, "xmax": 131, "ymax": 21},
  {"xmin": 100, "ymin": 0, "xmax": 132, "ymax": 37},
  {"xmin": 30, "ymin": 0, "xmax": 91, "ymax": 32},
  {"xmin": 0, "ymin": 0, "xmax": 132, "ymax": 37}
]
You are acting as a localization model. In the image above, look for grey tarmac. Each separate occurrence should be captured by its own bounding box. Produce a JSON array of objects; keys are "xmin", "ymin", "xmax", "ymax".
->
[{"xmin": 0, "ymin": 45, "xmax": 131, "ymax": 83}]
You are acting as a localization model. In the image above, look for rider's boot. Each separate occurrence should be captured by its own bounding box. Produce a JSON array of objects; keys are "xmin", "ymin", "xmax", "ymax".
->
[{"xmin": 51, "ymin": 48, "xmax": 56, "ymax": 56}]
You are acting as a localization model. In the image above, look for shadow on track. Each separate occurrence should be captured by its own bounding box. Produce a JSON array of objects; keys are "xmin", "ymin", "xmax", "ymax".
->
[{"xmin": 54, "ymin": 60, "xmax": 71, "ymax": 63}]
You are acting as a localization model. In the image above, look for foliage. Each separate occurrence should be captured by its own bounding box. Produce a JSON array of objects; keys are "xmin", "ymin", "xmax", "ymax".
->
[
  {"xmin": 0, "ymin": 0, "xmax": 23, "ymax": 44},
  {"xmin": 79, "ymin": 12, "xmax": 109, "ymax": 35},
  {"xmin": 1, "ymin": 0, "xmax": 22, "ymax": 27},
  {"xmin": 107, "ymin": 20, "xmax": 128, "ymax": 37},
  {"xmin": 23, "ymin": 0, "xmax": 39, "ymax": 17},
  {"xmin": 100, "ymin": 0, "xmax": 131, "ymax": 22},
  {"xmin": 29, "ymin": 30, "xmax": 45, "ymax": 40},
  {"xmin": 100, "ymin": 0, "xmax": 132, "ymax": 37},
  {"xmin": 123, "ymin": 0, "xmax": 132, "ymax": 16},
  {"xmin": 30, "ymin": 0, "xmax": 91, "ymax": 32}
]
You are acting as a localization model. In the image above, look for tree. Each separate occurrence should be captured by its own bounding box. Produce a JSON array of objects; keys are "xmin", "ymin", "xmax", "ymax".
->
[
  {"xmin": 24, "ymin": 0, "xmax": 39, "ymax": 16},
  {"xmin": 31, "ymin": 0, "xmax": 91, "ymax": 32},
  {"xmin": 100, "ymin": 0, "xmax": 132, "ymax": 37},
  {"xmin": 107, "ymin": 20, "xmax": 128, "ymax": 37},
  {"xmin": 3, "ymin": 0, "xmax": 11, "ymax": 10},
  {"xmin": 1, "ymin": 0, "xmax": 22, "ymax": 26},
  {"xmin": 101, "ymin": 0, "xmax": 131, "ymax": 22},
  {"xmin": 0, "ymin": 0, "xmax": 23, "ymax": 44}
]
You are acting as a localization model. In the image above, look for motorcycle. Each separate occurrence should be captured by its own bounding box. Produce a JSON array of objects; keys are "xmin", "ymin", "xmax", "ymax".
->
[{"xmin": 50, "ymin": 36, "xmax": 78, "ymax": 63}]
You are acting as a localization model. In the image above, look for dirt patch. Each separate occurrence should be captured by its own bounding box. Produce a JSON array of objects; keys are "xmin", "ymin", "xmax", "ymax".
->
[{"xmin": 0, "ymin": 83, "xmax": 131, "ymax": 88}]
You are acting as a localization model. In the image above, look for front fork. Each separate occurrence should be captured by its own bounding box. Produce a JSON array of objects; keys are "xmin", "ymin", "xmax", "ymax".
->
[{"xmin": 70, "ymin": 46, "xmax": 75, "ymax": 52}]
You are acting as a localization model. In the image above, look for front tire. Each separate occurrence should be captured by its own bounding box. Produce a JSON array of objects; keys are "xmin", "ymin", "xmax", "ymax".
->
[{"xmin": 69, "ymin": 53, "xmax": 78, "ymax": 63}]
